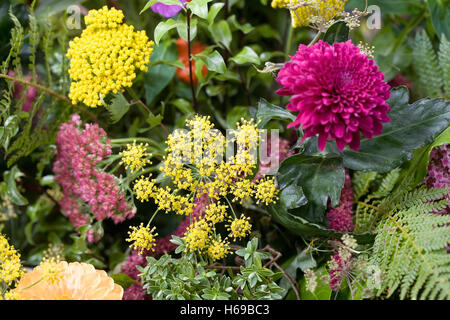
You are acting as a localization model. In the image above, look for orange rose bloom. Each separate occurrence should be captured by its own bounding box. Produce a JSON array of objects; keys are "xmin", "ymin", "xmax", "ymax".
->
[
  {"xmin": 176, "ymin": 38, "xmax": 208, "ymax": 85},
  {"xmin": 14, "ymin": 262, "xmax": 123, "ymax": 300}
]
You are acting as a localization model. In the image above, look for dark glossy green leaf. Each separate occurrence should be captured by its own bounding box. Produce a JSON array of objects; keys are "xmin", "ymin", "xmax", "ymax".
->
[
  {"xmin": 210, "ymin": 20, "xmax": 232, "ymax": 49},
  {"xmin": 187, "ymin": 0, "xmax": 212, "ymax": 20},
  {"xmin": 321, "ymin": 21, "xmax": 349, "ymax": 44},
  {"xmin": 343, "ymin": 87, "xmax": 450, "ymax": 172},
  {"xmin": 427, "ymin": 0, "xmax": 450, "ymax": 40},
  {"xmin": 196, "ymin": 50, "xmax": 226, "ymax": 74},
  {"xmin": 278, "ymin": 155, "xmax": 345, "ymax": 209}
]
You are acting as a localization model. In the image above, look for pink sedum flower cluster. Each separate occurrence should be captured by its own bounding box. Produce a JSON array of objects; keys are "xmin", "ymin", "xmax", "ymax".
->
[
  {"xmin": 53, "ymin": 114, "xmax": 136, "ymax": 241},
  {"xmin": 326, "ymin": 172, "xmax": 354, "ymax": 233},
  {"xmin": 276, "ymin": 40, "xmax": 391, "ymax": 151}
]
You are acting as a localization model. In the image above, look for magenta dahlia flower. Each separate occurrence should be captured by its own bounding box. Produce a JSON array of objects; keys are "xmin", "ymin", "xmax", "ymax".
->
[
  {"xmin": 151, "ymin": 0, "xmax": 186, "ymax": 18},
  {"xmin": 276, "ymin": 40, "xmax": 391, "ymax": 151}
]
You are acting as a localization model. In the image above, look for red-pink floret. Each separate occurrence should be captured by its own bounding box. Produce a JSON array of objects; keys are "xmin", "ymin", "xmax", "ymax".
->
[
  {"xmin": 327, "ymin": 172, "xmax": 354, "ymax": 233},
  {"xmin": 425, "ymin": 145, "xmax": 450, "ymax": 215},
  {"xmin": 276, "ymin": 40, "xmax": 391, "ymax": 151}
]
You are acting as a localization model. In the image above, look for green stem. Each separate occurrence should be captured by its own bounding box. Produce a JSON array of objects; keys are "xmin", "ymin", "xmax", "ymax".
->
[
  {"xmin": 284, "ymin": 24, "xmax": 293, "ymax": 60},
  {"xmin": 390, "ymin": 11, "xmax": 426, "ymax": 54}
]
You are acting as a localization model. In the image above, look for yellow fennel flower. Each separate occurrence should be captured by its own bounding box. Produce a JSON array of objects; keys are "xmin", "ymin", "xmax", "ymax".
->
[
  {"xmin": 254, "ymin": 177, "xmax": 280, "ymax": 205},
  {"xmin": 207, "ymin": 236, "xmax": 230, "ymax": 261},
  {"xmin": 120, "ymin": 141, "xmax": 152, "ymax": 173},
  {"xmin": 0, "ymin": 234, "xmax": 23, "ymax": 286},
  {"xmin": 271, "ymin": 0, "xmax": 348, "ymax": 29},
  {"xmin": 67, "ymin": 6, "xmax": 154, "ymax": 107},
  {"xmin": 205, "ymin": 202, "xmax": 228, "ymax": 224},
  {"xmin": 126, "ymin": 223, "xmax": 158, "ymax": 255},
  {"xmin": 184, "ymin": 218, "xmax": 212, "ymax": 253},
  {"xmin": 39, "ymin": 257, "xmax": 64, "ymax": 285},
  {"xmin": 14, "ymin": 262, "xmax": 123, "ymax": 300},
  {"xmin": 133, "ymin": 176, "xmax": 156, "ymax": 202},
  {"xmin": 227, "ymin": 215, "xmax": 252, "ymax": 240}
]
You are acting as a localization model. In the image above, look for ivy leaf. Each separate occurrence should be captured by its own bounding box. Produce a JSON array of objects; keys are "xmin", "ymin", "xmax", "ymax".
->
[
  {"xmin": 256, "ymin": 98, "xmax": 296, "ymax": 129},
  {"xmin": 154, "ymin": 19, "xmax": 177, "ymax": 46},
  {"xmin": 105, "ymin": 93, "xmax": 130, "ymax": 124},
  {"xmin": 343, "ymin": 87, "xmax": 450, "ymax": 172},
  {"xmin": 4, "ymin": 165, "xmax": 28, "ymax": 206},
  {"xmin": 321, "ymin": 21, "xmax": 349, "ymax": 44},
  {"xmin": 111, "ymin": 273, "xmax": 136, "ymax": 290},
  {"xmin": 230, "ymin": 46, "xmax": 261, "ymax": 65}
]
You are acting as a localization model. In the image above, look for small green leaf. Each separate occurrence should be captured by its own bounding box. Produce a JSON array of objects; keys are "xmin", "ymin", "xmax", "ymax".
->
[
  {"xmin": 187, "ymin": 0, "xmax": 212, "ymax": 20},
  {"xmin": 209, "ymin": 20, "xmax": 232, "ymax": 49},
  {"xmin": 196, "ymin": 50, "xmax": 226, "ymax": 74},
  {"xmin": 321, "ymin": 21, "xmax": 349, "ymax": 44},
  {"xmin": 207, "ymin": 2, "xmax": 224, "ymax": 25},
  {"xmin": 230, "ymin": 46, "xmax": 261, "ymax": 65},
  {"xmin": 111, "ymin": 273, "xmax": 136, "ymax": 290},
  {"xmin": 154, "ymin": 19, "xmax": 177, "ymax": 45}
]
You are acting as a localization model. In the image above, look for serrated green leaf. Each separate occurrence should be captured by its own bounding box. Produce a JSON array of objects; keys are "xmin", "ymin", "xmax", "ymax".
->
[{"xmin": 105, "ymin": 92, "xmax": 130, "ymax": 124}]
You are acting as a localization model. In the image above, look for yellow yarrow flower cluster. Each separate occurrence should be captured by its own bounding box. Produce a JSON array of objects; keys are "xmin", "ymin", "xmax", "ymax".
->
[
  {"xmin": 271, "ymin": 0, "xmax": 348, "ymax": 29},
  {"xmin": 120, "ymin": 141, "xmax": 152, "ymax": 173},
  {"xmin": 67, "ymin": 6, "xmax": 154, "ymax": 107},
  {"xmin": 126, "ymin": 223, "xmax": 158, "ymax": 255}
]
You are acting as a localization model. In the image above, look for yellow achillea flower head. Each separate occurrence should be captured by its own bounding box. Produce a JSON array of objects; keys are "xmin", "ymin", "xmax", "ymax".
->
[
  {"xmin": 67, "ymin": 6, "xmax": 154, "ymax": 107},
  {"xmin": 255, "ymin": 177, "xmax": 280, "ymax": 205},
  {"xmin": 0, "ymin": 290, "xmax": 21, "ymax": 300},
  {"xmin": 184, "ymin": 218, "xmax": 212, "ymax": 253},
  {"xmin": 0, "ymin": 234, "xmax": 23, "ymax": 286},
  {"xmin": 271, "ymin": 0, "xmax": 348, "ymax": 29},
  {"xmin": 227, "ymin": 215, "xmax": 252, "ymax": 240},
  {"xmin": 126, "ymin": 223, "xmax": 158, "ymax": 255},
  {"xmin": 120, "ymin": 141, "xmax": 152, "ymax": 173},
  {"xmin": 207, "ymin": 236, "xmax": 230, "ymax": 261}
]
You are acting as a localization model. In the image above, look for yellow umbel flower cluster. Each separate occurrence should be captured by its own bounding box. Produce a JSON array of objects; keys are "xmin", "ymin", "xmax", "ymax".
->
[
  {"xmin": 36, "ymin": 257, "xmax": 64, "ymax": 285},
  {"xmin": 67, "ymin": 6, "xmax": 154, "ymax": 107},
  {"xmin": 227, "ymin": 215, "xmax": 252, "ymax": 240},
  {"xmin": 207, "ymin": 236, "xmax": 230, "ymax": 261},
  {"xmin": 120, "ymin": 141, "xmax": 152, "ymax": 173},
  {"xmin": 126, "ymin": 223, "xmax": 158, "ymax": 255},
  {"xmin": 0, "ymin": 234, "xmax": 23, "ymax": 285},
  {"xmin": 271, "ymin": 0, "xmax": 348, "ymax": 29},
  {"xmin": 0, "ymin": 234, "xmax": 23, "ymax": 300},
  {"xmin": 129, "ymin": 115, "xmax": 279, "ymax": 262}
]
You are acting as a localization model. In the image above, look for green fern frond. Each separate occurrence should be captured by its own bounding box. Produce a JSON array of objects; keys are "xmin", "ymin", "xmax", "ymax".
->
[
  {"xmin": 369, "ymin": 187, "xmax": 450, "ymax": 300},
  {"xmin": 438, "ymin": 34, "xmax": 450, "ymax": 98},
  {"xmin": 352, "ymin": 171, "xmax": 378, "ymax": 201},
  {"xmin": 354, "ymin": 169, "xmax": 401, "ymax": 233},
  {"xmin": 0, "ymin": 7, "xmax": 71, "ymax": 167},
  {"xmin": 413, "ymin": 31, "xmax": 444, "ymax": 98}
]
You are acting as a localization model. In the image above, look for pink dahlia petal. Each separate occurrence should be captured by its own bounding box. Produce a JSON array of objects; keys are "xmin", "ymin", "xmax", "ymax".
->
[{"xmin": 276, "ymin": 40, "xmax": 391, "ymax": 151}]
